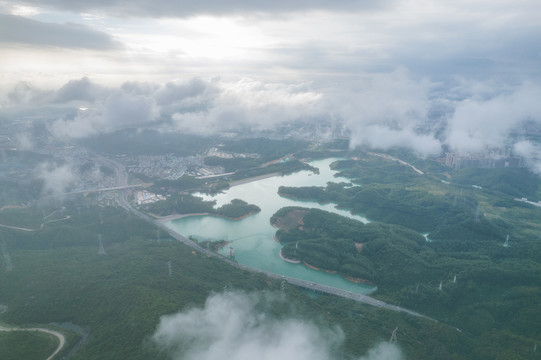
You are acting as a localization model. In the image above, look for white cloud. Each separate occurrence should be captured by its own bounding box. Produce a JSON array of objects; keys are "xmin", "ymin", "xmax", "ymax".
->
[
  {"xmin": 9, "ymin": 4, "xmax": 41, "ymax": 16},
  {"xmin": 6, "ymin": 73, "xmax": 541, "ymax": 172},
  {"xmin": 445, "ymin": 83, "xmax": 541, "ymax": 153},
  {"xmin": 152, "ymin": 291, "xmax": 403, "ymax": 360},
  {"xmin": 37, "ymin": 162, "xmax": 75, "ymax": 198},
  {"xmin": 50, "ymin": 86, "xmax": 159, "ymax": 139},
  {"xmin": 172, "ymin": 78, "xmax": 322, "ymax": 135},
  {"xmin": 15, "ymin": 133, "xmax": 34, "ymax": 150},
  {"xmin": 0, "ymin": 13, "xmax": 121, "ymax": 50},
  {"xmin": 5, "ymin": 81, "xmax": 51, "ymax": 106},
  {"xmin": 513, "ymin": 141, "xmax": 541, "ymax": 174},
  {"xmin": 349, "ymin": 125, "xmax": 442, "ymax": 158},
  {"xmin": 358, "ymin": 342, "xmax": 404, "ymax": 360},
  {"xmin": 335, "ymin": 69, "xmax": 442, "ymax": 157},
  {"xmin": 11, "ymin": 0, "xmax": 391, "ymax": 18},
  {"xmin": 53, "ymin": 77, "xmax": 106, "ymax": 103}
]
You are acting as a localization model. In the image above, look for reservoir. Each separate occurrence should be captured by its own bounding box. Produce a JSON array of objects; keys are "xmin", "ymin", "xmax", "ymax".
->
[{"xmin": 166, "ymin": 158, "xmax": 375, "ymax": 294}]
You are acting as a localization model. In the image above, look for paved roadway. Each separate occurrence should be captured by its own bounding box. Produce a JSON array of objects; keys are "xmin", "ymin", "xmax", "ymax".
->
[{"xmin": 66, "ymin": 183, "xmax": 150, "ymax": 195}]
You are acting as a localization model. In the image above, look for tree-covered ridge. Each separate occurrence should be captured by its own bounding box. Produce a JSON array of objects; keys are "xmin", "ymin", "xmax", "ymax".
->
[
  {"xmin": 274, "ymin": 155, "xmax": 541, "ymax": 357},
  {"xmin": 278, "ymin": 183, "xmax": 482, "ymax": 233},
  {"xmin": 271, "ymin": 207, "xmax": 432, "ymax": 284},
  {"xmin": 452, "ymin": 167, "xmax": 541, "ymax": 200},
  {"xmin": 220, "ymin": 138, "xmax": 309, "ymax": 161},
  {"xmin": 0, "ymin": 331, "xmax": 59, "ymax": 360},
  {"xmin": 146, "ymin": 194, "xmax": 260, "ymax": 219},
  {"xmin": 214, "ymin": 199, "xmax": 261, "ymax": 219}
]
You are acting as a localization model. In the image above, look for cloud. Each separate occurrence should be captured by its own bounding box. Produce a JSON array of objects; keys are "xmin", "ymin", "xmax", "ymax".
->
[
  {"xmin": 15, "ymin": 133, "xmax": 34, "ymax": 150},
  {"xmin": 53, "ymin": 77, "xmax": 106, "ymax": 103},
  {"xmin": 335, "ymin": 69, "xmax": 442, "ymax": 157},
  {"xmin": 445, "ymin": 83, "xmax": 541, "ymax": 153},
  {"xmin": 37, "ymin": 162, "xmax": 76, "ymax": 198},
  {"xmin": 5, "ymin": 81, "xmax": 51, "ymax": 106},
  {"xmin": 349, "ymin": 125, "xmax": 442, "ymax": 157},
  {"xmin": 0, "ymin": 14, "xmax": 121, "ymax": 50},
  {"xmin": 513, "ymin": 141, "xmax": 541, "ymax": 174},
  {"xmin": 6, "ymin": 74, "xmax": 541, "ymax": 172},
  {"xmin": 50, "ymin": 86, "xmax": 158, "ymax": 138},
  {"xmin": 152, "ymin": 291, "xmax": 403, "ymax": 360},
  {"xmin": 11, "ymin": 0, "xmax": 392, "ymax": 18},
  {"xmin": 155, "ymin": 78, "xmax": 217, "ymax": 108},
  {"xmin": 358, "ymin": 342, "xmax": 404, "ymax": 360},
  {"xmin": 171, "ymin": 78, "xmax": 322, "ymax": 135}
]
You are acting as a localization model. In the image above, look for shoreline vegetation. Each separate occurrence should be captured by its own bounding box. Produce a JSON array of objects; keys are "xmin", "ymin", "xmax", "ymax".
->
[
  {"xmin": 155, "ymin": 210, "xmax": 259, "ymax": 223},
  {"xmin": 278, "ymin": 249, "xmax": 301, "ymax": 264},
  {"xmin": 147, "ymin": 196, "xmax": 261, "ymax": 222},
  {"xmin": 229, "ymin": 172, "xmax": 282, "ymax": 187},
  {"xmin": 270, "ymin": 206, "xmax": 378, "ymax": 284}
]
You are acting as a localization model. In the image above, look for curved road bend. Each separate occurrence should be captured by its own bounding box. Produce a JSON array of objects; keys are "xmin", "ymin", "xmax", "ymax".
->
[{"xmin": 0, "ymin": 324, "xmax": 65, "ymax": 360}]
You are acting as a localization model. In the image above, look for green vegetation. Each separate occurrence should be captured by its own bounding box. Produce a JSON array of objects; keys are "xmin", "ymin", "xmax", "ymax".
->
[
  {"xmin": 272, "ymin": 153, "xmax": 541, "ymax": 358},
  {"xmin": 220, "ymin": 138, "xmax": 309, "ymax": 161},
  {"xmin": 0, "ymin": 178, "xmax": 43, "ymax": 207},
  {"xmin": 150, "ymin": 174, "xmax": 230, "ymax": 195},
  {"xmin": 214, "ymin": 199, "xmax": 261, "ymax": 219},
  {"xmin": 204, "ymin": 156, "xmax": 260, "ymax": 172},
  {"xmin": 452, "ymin": 167, "xmax": 540, "ymax": 200},
  {"xmin": 78, "ymin": 129, "xmax": 214, "ymax": 156},
  {"xmin": 146, "ymin": 194, "xmax": 260, "ymax": 219},
  {"xmin": 0, "ymin": 207, "xmax": 46, "ymax": 229},
  {"xmin": 0, "ymin": 330, "xmax": 58, "ymax": 360},
  {"xmin": 0, "ymin": 205, "xmax": 474, "ymax": 360},
  {"xmin": 272, "ymin": 207, "xmax": 433, "ymax": 284},
  {"xmin": 230, "ymin": 158, "xmax": 317, "ymax": 180},
  {"xmin": 2, "ymin": 142, "xmax": 541, "ymax": 359}
]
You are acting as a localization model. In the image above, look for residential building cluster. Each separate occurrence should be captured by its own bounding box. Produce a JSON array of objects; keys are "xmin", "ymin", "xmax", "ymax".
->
[
  {"xmin": 135, "ymin": 190, "xmax": 166, "ymax": 205},
  {"xmin": 123, "ymin": 154, "xmax": 225, "ymax": 180},
  {"xmin": 206, "ymin": 147, "xmax": 259, "ymax": 159}
]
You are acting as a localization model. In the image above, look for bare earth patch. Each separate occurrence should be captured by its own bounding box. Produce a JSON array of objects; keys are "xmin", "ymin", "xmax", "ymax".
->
[{"xmin": 272, "ymin": 209, "xmax": 308, "ymax": 230}]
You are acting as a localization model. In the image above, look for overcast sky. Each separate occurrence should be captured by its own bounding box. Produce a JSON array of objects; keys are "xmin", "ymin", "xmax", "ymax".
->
[{"xmin": 1, "ymin": 0, "xmax": 541, "ymax": 162}]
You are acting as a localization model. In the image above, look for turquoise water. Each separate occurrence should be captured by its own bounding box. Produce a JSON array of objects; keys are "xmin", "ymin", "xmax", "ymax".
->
[{"xmin": 166, "ymin": 158, "xmax": 375, "ymax": 294}]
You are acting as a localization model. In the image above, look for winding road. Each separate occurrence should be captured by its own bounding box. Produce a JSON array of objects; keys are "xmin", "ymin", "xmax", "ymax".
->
[
  {"xmin": 0, "ymin": 324, "xmax": 65, "ymax": 360},
  {"xmin": 0, "ymin": 216, "xmax": 71, "ymax": 232}
]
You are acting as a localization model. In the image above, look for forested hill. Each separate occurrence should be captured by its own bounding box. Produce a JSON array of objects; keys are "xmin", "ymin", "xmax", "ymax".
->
[
  {"xmin": 272, "ymin": 207, "xmax": 430, "ymax": 285},
  {"xmin": 146, "ymin": 194, "xmax": 260, "ymax": 220},
  {"xmin": 272, "ymin": 154, "xmax": 541, "ymax": 358}
]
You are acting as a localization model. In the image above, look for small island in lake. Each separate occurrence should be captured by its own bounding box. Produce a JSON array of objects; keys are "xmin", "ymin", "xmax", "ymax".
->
[{"xmin": 145, "ymin": 193, "xmax": 261, "ymax": 220}]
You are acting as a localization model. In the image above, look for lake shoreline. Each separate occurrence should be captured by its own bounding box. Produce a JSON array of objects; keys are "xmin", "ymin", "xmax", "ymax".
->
[
  {"xmin": 229, "ymin": 172, "xmax": 283, "ymax": 187},
  {"xmin": 279, "ymin": 249, "xmax": 301, "ymax": 264},
  {"xmin": 164, "ymin": 158, "xmax": 375, "ymax": 294},
  {"xmin": 157, "ymin": 210, "xmax": 260, "ymax": 223}
]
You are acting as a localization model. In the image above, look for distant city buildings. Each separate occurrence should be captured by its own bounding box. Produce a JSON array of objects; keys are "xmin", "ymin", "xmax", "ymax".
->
[
  {"xmin": 206, "ymin": 147, "xmax": 259, "ymax": 159},
  {"xmin": 445, "ymin": 149, "xmax": 525, "ymax": 169},
  {"xmin": 135, "ymin": 190, "xmax": 166, "ymax": 205},
  {"xmin": 123, "ymin": 154, "xmax": 225, "ymax": 180}
]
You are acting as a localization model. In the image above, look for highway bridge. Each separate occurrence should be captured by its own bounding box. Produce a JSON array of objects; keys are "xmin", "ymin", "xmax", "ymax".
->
[{"xmin": 66, "ymin": 183, "xmax": 151, "ymax": 195}]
